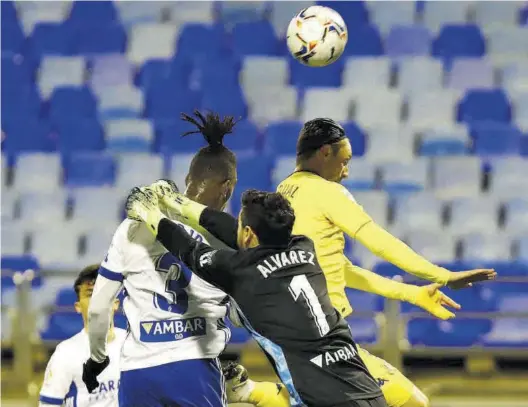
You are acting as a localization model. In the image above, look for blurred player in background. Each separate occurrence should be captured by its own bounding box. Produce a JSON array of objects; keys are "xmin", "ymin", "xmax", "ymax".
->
[
  {"xmin": 274, "ymin": 118, "xmax": 497, "ymax": 407},
  {"xmin": 39, "ymin": 265, "xmax": 125, "ymax": 407}
]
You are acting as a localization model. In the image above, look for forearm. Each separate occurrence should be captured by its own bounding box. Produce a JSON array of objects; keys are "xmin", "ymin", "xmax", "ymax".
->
[
  {"xmin": 199, "ymin": 208, "xmax": 239, "ymax": 249},
  {"xmin": 344, "ymin": 261, "xmax": 414, "ymax": 302},
  {"xmin": 157, "ymin": 218, "xmax": 199, "ymax": 264},
  {"xmin": 355, "ymin": 222, "xmax": 450, "ymax": 284},
  {"xmin": 88, "ymin": 277, "xmax": 122, "ymax": 362}
]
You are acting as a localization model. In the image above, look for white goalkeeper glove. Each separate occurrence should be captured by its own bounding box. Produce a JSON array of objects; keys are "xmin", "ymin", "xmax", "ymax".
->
[{"xmin": 125, "ymin": 187, "xmax": 166, "ymax": 235}]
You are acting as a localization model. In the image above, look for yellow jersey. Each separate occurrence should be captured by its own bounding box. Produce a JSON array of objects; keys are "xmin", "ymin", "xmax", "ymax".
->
[{"xmin": 277, "ymin": 171, "xmax": 372, "ymax": 317}]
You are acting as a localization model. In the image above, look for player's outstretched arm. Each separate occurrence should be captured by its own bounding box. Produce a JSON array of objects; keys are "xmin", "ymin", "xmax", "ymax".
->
[
  {"xmin": 324, "ymin": 183, "xmax": 496, "ymax": 289},
  {"xmin": 344, "ymin": 262, "xmax": 459, "ymax": 320}
]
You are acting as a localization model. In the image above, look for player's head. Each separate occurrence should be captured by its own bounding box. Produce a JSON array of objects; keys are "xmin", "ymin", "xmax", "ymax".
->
[
  {"xmin": 74, "ymin": 264, "xmax": 119, "ymax": 326},
  {"xmin": 296, "ymin": 118, "xmax": 352, "ymax": 183},
  {"xmin": 237, "ymin": 189, "xmax": 295, "ymax": 249},
  {"xmin": 181, "ymin": 110, "xmax": 239, "ymax": 211}
]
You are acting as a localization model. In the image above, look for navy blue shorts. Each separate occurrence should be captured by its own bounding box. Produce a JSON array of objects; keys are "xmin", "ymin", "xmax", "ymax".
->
[{"xmin": 119, "ymin": 358, "xmax": 226, "ymax": 407}]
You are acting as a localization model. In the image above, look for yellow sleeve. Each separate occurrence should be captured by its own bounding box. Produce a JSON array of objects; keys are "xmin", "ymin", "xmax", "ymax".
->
[
  {"xmin": 322, "ymin": 183, "xmax": 373, "ymax": 237},
  {"xmin": 355, "ymin": 222, "xmax": 451, "ymax": 285},
  {"xmin": 343, "ymin": 259, "xmax": 410, "ymax": 301}
]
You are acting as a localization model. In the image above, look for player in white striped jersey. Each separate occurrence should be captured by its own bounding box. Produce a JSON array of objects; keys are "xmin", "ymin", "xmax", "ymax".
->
[
  {"xmin": 39, "ymin": 265, "xmax": 126, "ymax": 407},
  {"xmin": 83, "ymin": 112, "xmax": 241, "ymax": 407}
]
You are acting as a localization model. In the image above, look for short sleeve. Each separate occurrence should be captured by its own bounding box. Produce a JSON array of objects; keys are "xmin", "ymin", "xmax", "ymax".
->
[
  {"xmin": 323, "ymin": 183, "xmax": 372, "ymax": 238},
  {"xmin": 189, "ymin": 246, "xmax": 237, "ymax": 293},
  {"xmin": 39, "ymin": 348, "xmax": 73, "ymax": 405}
]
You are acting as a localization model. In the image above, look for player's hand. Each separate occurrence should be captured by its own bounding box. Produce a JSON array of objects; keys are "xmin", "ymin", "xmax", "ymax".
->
[
  {"xmin": 407, "ymin": 283, "xmax": 461, "ymax": 320},
  {"xmin": 150, "ymin": 179, "xmax": 180, "ymax": 201},
  {"xmin": 446, "ymin": 268, "xmax": 497, "ymax": 289},
  {"xmin": 82, "ymin": 357, "xmax": 110, "ymax": 393},
  {"xmin": 125, "ymin": 187, "xmax": 166, "ymax": 235}
]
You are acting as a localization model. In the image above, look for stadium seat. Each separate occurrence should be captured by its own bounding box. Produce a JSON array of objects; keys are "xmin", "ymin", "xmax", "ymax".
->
[
  {"xmin": 2, "ymin": 55, "xmax": 34, "ymax": 92},
  {"xmin": 346, "ymin": 317, "xmax": 378, "ymax": 345},
  {"xmin": 241, "ymin": 56, "xmax": 289, "ymax": 88},
  {"xmin": 246, "ymin": 85, "xmax": 298, "ymax": 125},
  {"xmin": 1, "ymin": 190, "xmax": 17, "ymax": 221},
  {"xmin": 518, "ymin": 237, "xmax": 528, "ymax": 263},
  {"xmin": 407, "ymin": 230, "xmax": 457, "ymax": 263},
  {"xmin": 385, "ymin": 25, "xmax": 432, "ymax": 59},
  {"xmin": 301, "ymin": 88, "xmax": 351, "ymax": 122},
  {"xmin": 218, "ymin": 1, "xmax": 268, "ymax": 25},
  {"xmin": 457, "ymin": 89, "xmax": 511, "ymax": 124},
  {"xmin": 422, "ymin": 1, "xmax": 471, "ymax": 32},
  {"xmin": 236, "ymin": 155, "xmax": 273, "ymax": 190},
  {"xmin": 30, "ymin": 225, "xmax": 81, "ymax": 269},
  {"xmin": 12, "ymin": 153, "xmax": 61, "ymax": 192},
  {"xmin": 55, "ymin": 118, "xmax": 105, "ymax": 152},
  {"xmin": 1, "ymin": 119, "xmax": 54, "ymax": 154},
  {"xmin": 432, "ymin": 24, "xmax": 486, "ymax": 63},
  {"xmin": 105, "ymin": 119, "xmax": 153, "ymax": 153},
  {"xmin": 501, "ymin": 61, "xmax": 528, "ymax": 93},
  {"xmin": 48, "ymin": 87, "xmax": 97, "ymax": 123},
  {"xmin": 486, "ymin": 27, "xmax": 528, "ymax": 57},
  {"xmin": 342, "ymin": 57, "xmax": 391, "ymax": 90},
  {"xmin": 196, "ymin": 56, "xmax": 240, "ymax": 90},
  {"xmin": 432, "ymin": 156, "xmax": 482, "ymax": 199},
  {"xmin": 115, "ymin": 154, "xmax": 164, "ymax": 192},
  {"xmin": 167, "ymin": 154, "xmax": 194, "ymax": 191},
  {"xmin": 392, "ymin": 192, "xmax": 444, "ymax": 233},
  {"xmin": 342, "ymin": 122, "xmax": 366, "ymax": 157},
  {"xmin": 115, "ymin": 2, "xmax": 164, "ymax": 27},
  {"xmin": 474, "ymin": 2, "xmax": 522, "ymax": 26},
  {"xmin": 64, "ymin": 153, "xmax": 115, "ymax": 187},
  {"xmin": 38, "ymin": 55, "xmax": 85, "ymax": 99},
  {"xmin": 90, "ymin": 54, "xmax": 134, "ymax": 94},
  {"xmin": 512, "ymin": 91, "xmax": 528, "ymax": 123},
  {"xmin": 127, "ymin": 23, "xmax": 179, "ymax": 65},
  {"xmin": 97, "ymin": 86, "xmax": 143, "ymax": 121},
  {"xmin": 156, "ymin": 121, "xmax": 207, "ymax": 155},
  {"xmin": 201, "ymin": 85, "xmax": 247, "ymax": 119},
  {"xmin": 353, "ymin": 90, "xmax": 403, "ymax": 128},
  {"xmin": 1, "ymin": 223, "xmax": 27, "ymax": 257},
  {"xmin": 461, "ymin": 233, "xmax": 512, "ymax": 262},
  {"xmin": 448, "ymin": 198, "xmax": 499, "ymax": 235},
  {"xmin": 71, "ymin": 187, "xmax": 123, "ymax": 229},
  {"xmin": 406, "ymin": 90, "xmax": 460, "ymax": 130},
  {"xmin": 222, "ymin": 120, "xmax": 259, "ymax": 153},
  {"xmin": 470, "ymin": 122, "xmax": 521, "ymax": 156},
  {"xmin": 145, "ymin": 83, "xmax": 200, "ymax": 122},
  {"xmin": 490, "ymin": 157, "xmax": 528, "ymax": 198},
  {"xmin": 175, "ymin": 23, "xmax": 227, "ymax": 60},
  {"xmin": 55, "ymin": 287, "xmax": 77, "ymax": 306},
  {"xmin": 368, "ymin": 2, "xmax": 416, "ymax": 34},
  {"xmin": 81, "ymin": 227, "xmax": 116, "ymax": 264},
  {"xmin": 19, "ymin": 191, "xmax": 67, "ymax": 227},
  {"xmin": 264, "ymin": 121, "xmax": 302, "ymax": 156},
  {"xmin": 28, "ymin": 22, "xmax": 75, "ymax": 60},
  {"xmin": 0, "ymin": 255, "xmax": 41, "ymax": 291},
  {"xmin": 344, "ymin": 25, "xmax": 383, "ymax": 57},
  {"xmin": 419, "ymin": 126, "xmax": 470, "ymax": 156},
  {"xmin": 350, "ymin": 191, "xmax": 389, "ymax": 227},
  {"xmin": 483, "ymin": 319, "xmax": 528, "ymax": 348},
  {"xmin": 270, "ymin": 1, "xmax": 315, "ymax": 37},
  {"xmin": 232, "ymin": 20, "xmax": 280, "ymax": 56},
  {"xmin": 272, "ymin": 157, "xmax": 297, "ymax": 188},
  {"xmin": 166, "ymin": 1, "xmax": 215, "ymax": 25},
  {"xmin": 506, "ymin": 197, "xmax": 528, "ymax": 237},
  {"xmin": 342, "ymin": 159, "xmax": 377, "ymax": 191},
  {"xmin": 74, "ymin": 25, "xmax": 126, "ymax": 55},
  {"xmin": 289, "ymin": 58, "xmax": 344, "ymax": 88},
  {"xmin": 447, "ymin": 58, "xmax": 494, "ymax": 90},
  {"xmin": 18, "ymin": 3, "xmax": 70, "ymax": 35},
  {"xmin": 397, "ymin": 57, "xmax": 443, "ymax": 94},
  {"xmin": 41, "ymin": 312, "xmax": 84, "ymax": 341},
  {"xmin": 1, "ymin": 21, "xmax": 25, "ymax": 55},
  {"xmin": 364, "ymin": 127, "xmax": 414, "ymax": 163},
  {"xmin": 68, "ymin": 1, "xmax": 118, "ymax": 27},
  {"xmin": 380, "ymin": 159, "xmax": 428, "ymax": 195}
]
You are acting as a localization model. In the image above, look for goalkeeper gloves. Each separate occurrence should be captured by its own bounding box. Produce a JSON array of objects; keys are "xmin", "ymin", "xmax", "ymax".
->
[
  {"xmin": 82, "ymin": 357, "xmax": 110, "ymax": 393},
  {"xmin": 401, "ymin": 283, "xmax": 460, "ymax": 320},
  {"xmin": 125, "ymin": 187, "xmax": 166, "ymax": 235},
  {"xmin": 149, "ymin": 180, "xmax": 206, "ymax": 225}
]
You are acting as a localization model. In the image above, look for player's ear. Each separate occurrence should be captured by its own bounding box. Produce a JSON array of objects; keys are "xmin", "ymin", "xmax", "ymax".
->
[{"xmin": 74, "ymin": 301, "xmax": 82, "ymax": 314}]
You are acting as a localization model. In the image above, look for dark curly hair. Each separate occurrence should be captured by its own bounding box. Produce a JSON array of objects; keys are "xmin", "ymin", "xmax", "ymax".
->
[
  {"xmin": 73, "ymin": 264, "xmax": 99, "ymax": 300},
  {"xmin": 240, "ymin": 189, "xmax": 295, "ymax": 246},
  {"xmin": 181, "ymin": 110, "xmax": 239, "ymax": 181}
]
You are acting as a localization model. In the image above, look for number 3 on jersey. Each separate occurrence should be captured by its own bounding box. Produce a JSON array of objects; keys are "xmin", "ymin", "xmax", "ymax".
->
[
  {"xmin": 289, "ymin": 275, "xmax": 330, "ymax": 336},
  {"xmin": 153, "ymin": 252, "xmax": 192, "ymax": 314}
]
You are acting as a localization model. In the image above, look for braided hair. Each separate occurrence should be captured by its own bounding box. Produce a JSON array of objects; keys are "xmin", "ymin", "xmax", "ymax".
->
[{"xmin": 181, "ymin": 110, "xmax": 239, "ymax": 180}]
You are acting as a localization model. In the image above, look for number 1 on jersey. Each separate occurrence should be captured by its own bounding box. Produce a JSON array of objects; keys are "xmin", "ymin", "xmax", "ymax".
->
[{"xmin": 288, "ymin": 274, "xmax": 330, "ymax": 336}]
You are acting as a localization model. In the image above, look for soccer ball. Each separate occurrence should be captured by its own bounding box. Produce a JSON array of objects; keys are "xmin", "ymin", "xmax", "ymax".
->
[{"xmin": 286, "ymin": 6, "xmax": 348, "ymax": 67}]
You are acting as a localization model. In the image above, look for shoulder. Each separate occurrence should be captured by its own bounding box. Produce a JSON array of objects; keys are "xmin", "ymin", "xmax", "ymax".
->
[{"xmin": 51, "ymin": 331, "xmax": 86, "ymax": 365}]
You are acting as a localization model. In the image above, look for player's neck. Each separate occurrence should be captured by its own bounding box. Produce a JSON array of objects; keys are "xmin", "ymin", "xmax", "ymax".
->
[{"xmin": 295, "ymin": 161, "xmax": 324, "ymax": 179}]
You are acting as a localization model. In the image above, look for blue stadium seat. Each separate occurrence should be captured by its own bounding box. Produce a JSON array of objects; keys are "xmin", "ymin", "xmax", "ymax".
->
[
  {"xmin": 264, "ymin": 121, "xmax": 302, "ymax": 155},
  {"xmin": 201, "ymin": 85, "xmax": 247, "ymax": 119},
  {"xmin": 145, "ymin": 85, "xmax": 200, "ymax": 121},
  {"xmin": 1, "ymin": 22, "xmax": 25, "ymax": 55},
  {"xmin": 55, "ymin": 119, "xmax": 105, "ymax": 152},
  {"xmin": 232, "ymin": 20, "xmax": 280, "ymax": 56},
  {"xmin": 419, "ymin": 126, "xmax": 469, "ymax": 156},
  {"xmin": 1, "ymin": 256, "xmax": 41, "ymax": 290},
  {"xmin": 272, "ymin": 157, "xmax": 296, "ymax": 188},
  {"xmin": 74, "ymin": 25, "xmax": 126, "ymax": 54},
  {"xmin": 289, "ymin": 58, "xmax": 344, "ymax": 88},
  {"xmin": 91, "ymin": 54, "xmax": 134, "ymax": 92},
  {"xmin": 155, "ymin": 121, "xmax": 207, "ymax": 154},
  {"xmin": 105, "ymin": 119, "xmax": 153, "ymax": 153},
  {"xmin": 28, "ymin": 23, "xmax": 75, "ymax": 60},
  {"xmin": 1, "ymin": 1, "xmax": 18, "ymax": 26},
  {"xmin": 64, "ymin": 153, "xmax": 115, "ymax": 187},
  {"xmin": 342, "ymin": 122, "xmax": 366, "ymax": 157},
  {"xmin": 385, "ymin": 25, "xmax": 431, "ymax": 57},
  {"xmin": 49, "ymin": 87, "xmax": 97, "ymax": 123},
  {"xmin": 137, "ymin": 59, "xmax": 171, "ymax": 89},
  {"xmin": 55, "ymin": 288, "xmax": 77, "ymax": 306},
  {"xmin": 317, "ymin": 1, "xmax": 369, "ymax": 26},
  {"xmin": 345, "ymin": 317, "xmax": 378, "ymax": 345},
  {"xmin": 518, "ymin": 237, "xmax": 528, "ymax": 263},
  {"xmin": 176, "ymin": 23, "xmax": 228, "ymax": 60},
  {"xmin": 98, "ymin": 86, "xmax": 144, "ymax": 121},
  {"xmin": 469, "ymin": 261, "xmax": 528, "ymax": 278},
  {"xmin": 408, "ymin": 318, "xmax": 492, "ymax": 347},
  {"xmin": 41, "ymin": 312, "xmax": 84, "ymax": 341},
  {"xmin": 344, "ymin": 25, "xmax": 383, "ymax": 56},
  {"xmin": 236, "ymin": 155, "xmax": 273, "ymax": 190},
  {"xmin": 470, "ymin": 122, "xmax": 521, "ymax": 155},
  {"xmin": 2, "ymin": 119, "xmax": 54, "ymax": 154},
  {"xmin": 345, "ymin": 289, "xmax": 383, "ymax": 312},
  {"xmin": 67, "ymin": 1, "xmax": 118, "ymax": 27},
  {"xmin": 457, "ymin": 90, "xmax": 511, "ymax": 124},
  {"xmin": 2, "ymin": 85, "xmax": 41, "ymax": 118},
  {"xmin": 1, "ymin": 56, "xmax": 33, "ymax": 90},
  {"xmin": 197, "ymin": 57, "xmax": 240, "ymax": 90},
  {"xmin": 223, "ymin": 120, "xmax": 259, "ymax": 153},
  {"xmin": 432, "ymin": 24, "xmax": 485, "ymax": 63}
]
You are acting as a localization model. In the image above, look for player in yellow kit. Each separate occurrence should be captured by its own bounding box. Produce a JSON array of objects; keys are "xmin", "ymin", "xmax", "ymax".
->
[{"xmin": 271, "ymin": 118, "xmax": 497, "ymax": 407}]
